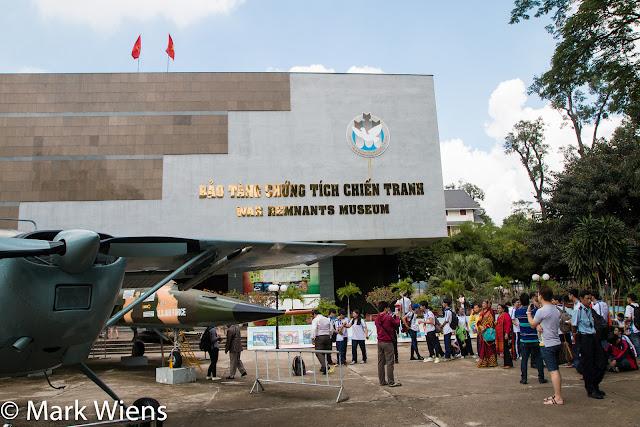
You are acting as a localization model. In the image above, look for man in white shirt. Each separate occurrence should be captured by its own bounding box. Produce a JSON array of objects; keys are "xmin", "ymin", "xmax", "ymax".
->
[
  {"xmin": 311, "ymin": 310, "xmax": 332, "ymax": 374},
  {"xmin": 403, "ymin": 303, "xmax": 424, "ymax": 360},
  {"xmin": 397, "ymin": 293, "xmax": 412, "ymax": 316},
  {"xmin": 442, "ymin": 298, "xmax": 454, "ymax": 361},
  {"xmin": 419, "ymin": 301, "xmax": 441, "ymax": 363},
  {"xmin": 591, "ymin": 291, "xmax": 609, "ymax": 324},
  {"xmin": 624, "ymin": 293, "xmax": 640, "ymax": 356},
  {"xmin": 509, "ymin": 298, "xmax": 521, "ymax": 359},
  {"xmin": 332, "ymin": 309, "xmax": 349, "ymax": 365}
]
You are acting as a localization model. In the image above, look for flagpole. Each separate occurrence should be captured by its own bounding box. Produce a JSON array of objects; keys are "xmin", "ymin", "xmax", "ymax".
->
[
  {"xmin": 167, "ymin": 55, "xmax": 169, "ymax": 73},
  {"xmin": 138, "ymin": 57, "xmax": 140, "ymax": 73}
]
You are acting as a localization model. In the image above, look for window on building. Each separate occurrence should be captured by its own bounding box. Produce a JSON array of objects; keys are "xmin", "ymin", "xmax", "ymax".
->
[{"xmin": 460, "ymin": 209, "xmax": 467, "ymax": 216}]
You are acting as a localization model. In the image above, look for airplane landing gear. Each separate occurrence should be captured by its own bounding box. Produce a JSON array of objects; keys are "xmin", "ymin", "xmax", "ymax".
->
[
  {"xmin": 130, "ymin": 397, "xmax": 165, "ymax": 427},
  {"xmin": 169, "ymin": 350, "xmax": 183, "ymax": 368},
  {"xmin": 132, "ymin": 340, "xmax": 145, "ymax": 357}
]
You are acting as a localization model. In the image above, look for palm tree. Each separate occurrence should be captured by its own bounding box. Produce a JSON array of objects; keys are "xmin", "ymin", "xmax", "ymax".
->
[
  {"xmin": 428, "ymin": 253, "xmax": 493, "ymax": 292},
  {"xmin": 279, "ymin": 286, "xmax": 305, "ymax": 310},
  {"xmin": 436, "ymin": 279, "xmax": 465, "ymax": 310},
  {"xmin": 390, "ymin": 277, "xmax": 414, "ymax": 296},
  {"xmin": 336, "ymin": 282, "xmax": 361, "ymax": 314},
  {"xmin": 485, "ymin": 273, "xmax": 514, "ymax": 303}
]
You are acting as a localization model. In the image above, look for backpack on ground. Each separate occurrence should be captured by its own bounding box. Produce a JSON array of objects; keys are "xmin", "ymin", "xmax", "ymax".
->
[
  {"xmin": 591, "ymin": 309, "xmax": 608, "ymax": 341},
  {"xmin": 557, "ymin": 307, "xmax": 572, "ymax": 334},
  {"xmin": 199, "ymin": 327, "xmax": 212, "ymax": 351},
  {"xmin": 448, "ymin": 309, "xmax": 458, "ymax": 330},
  {"xmin": 633, "ymin": 305, "xmax": 640, "ymax": 331},
  {"xmin": 292, "ymin": 356, "xmax": 306, "ymax": 376}
]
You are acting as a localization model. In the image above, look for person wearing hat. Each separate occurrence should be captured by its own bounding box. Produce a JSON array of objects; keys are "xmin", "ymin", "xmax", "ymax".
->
[
  {"xmin": 403, "ymin": 303, "xmax": 424, "ymax": 360},
  {"xmin": 311, "ymin": 309, "xmax": 332, "ymax": 374}
]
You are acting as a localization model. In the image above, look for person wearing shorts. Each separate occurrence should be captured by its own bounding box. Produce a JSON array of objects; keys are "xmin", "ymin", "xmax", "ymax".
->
[{"xmin": 527, "ymin": 285, "xmax": 564, "ymax": 405}]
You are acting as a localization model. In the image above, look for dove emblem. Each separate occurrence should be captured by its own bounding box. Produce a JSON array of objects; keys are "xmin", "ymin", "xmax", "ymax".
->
[{"xmin": 345, "ymin": 113, "xmax": 390, "ymax": 158}]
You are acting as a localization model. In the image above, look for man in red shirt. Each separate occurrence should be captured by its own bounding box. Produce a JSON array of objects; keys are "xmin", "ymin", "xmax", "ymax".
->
[{"xmin": 376, "ymin": 301, "xmax": 402, "ymax": 387}]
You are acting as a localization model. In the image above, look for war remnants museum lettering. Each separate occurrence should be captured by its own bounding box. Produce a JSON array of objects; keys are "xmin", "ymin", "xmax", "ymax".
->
[{"xmin": 198, "ymin": 179, "xmax": 424, "ymax": 218}]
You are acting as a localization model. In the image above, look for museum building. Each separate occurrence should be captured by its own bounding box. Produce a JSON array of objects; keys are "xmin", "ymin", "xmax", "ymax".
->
[{"xmin": 0, "ymin": 72, "xmax": 447, "ymax": 302}]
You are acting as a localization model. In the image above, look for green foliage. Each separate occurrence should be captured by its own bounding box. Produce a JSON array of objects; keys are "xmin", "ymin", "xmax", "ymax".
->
[
  {"xmin": 411, "ymin": 293, "xmax": 436, "ymax": 306},
  {"xmin": 428, "ymin": 252, "xmax": 494, "ymax": 292},
  {"xmin": 365, "ymin": 287, "xmax": 400, "ymax": 313},
  {"xmin": 435, "ymin": 279, "xmax": 465, "ymax": 309},
  {"xmin": 485, "ymin": 273, "xmax": 515, "ymax": 303},
  {"xmin": 313, "ymin": 298, "xmax": 340, "ymax": 316},
  {"xmin": 267, "ymin": 314, "xmax": 309, "ymax": 326},
  {"xmin": 279, "ymin": 286, "xmax": 305, "ymax": 310},
  {"xmin": 390, "ymin": 277, "xmax": 414, "ymax": 296},
  {"xmin": 510, "ymin": 0, "xmax": 640, "ymax": 154},
  {"xmin": 336, "ymin": 282, "xmax": 361, "ymax": 314}
]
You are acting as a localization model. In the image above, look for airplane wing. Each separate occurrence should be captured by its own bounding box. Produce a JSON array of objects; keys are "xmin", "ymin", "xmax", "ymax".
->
[{"xmin": 111, "ymin": 238, "xmax": 346, "ymax": 291}]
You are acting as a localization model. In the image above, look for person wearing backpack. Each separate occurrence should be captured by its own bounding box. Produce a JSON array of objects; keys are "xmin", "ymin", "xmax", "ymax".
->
[
  {"xmin": 441, "ymin": 298, "xmax": 455, "ymax": 361},
  {"xmin": 624, "ymin": 293, "xmax": 640, "ymax": 356},
  {"xmin": 403, "ymin": 303, "xmax": 424, "ymax": 361},
  {"xmin": 572, "ymin": 290, "xmax": 607, "ymax": 399}
]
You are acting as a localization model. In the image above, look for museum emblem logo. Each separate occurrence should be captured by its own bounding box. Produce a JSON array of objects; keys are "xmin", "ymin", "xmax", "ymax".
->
[{"xmin": 345, "ymin": 113, "xmax": 390, "ymax": 158}]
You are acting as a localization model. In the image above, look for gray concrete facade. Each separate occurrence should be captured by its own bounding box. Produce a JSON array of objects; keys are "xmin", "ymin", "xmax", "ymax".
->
[{"xmin": 19, "ymin": 73, "xmax": 446, "ymax": 249}]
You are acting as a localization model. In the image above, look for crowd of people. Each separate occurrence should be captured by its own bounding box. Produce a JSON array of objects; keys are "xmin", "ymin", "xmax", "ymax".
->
[
  {"xmin": 199, "ymin": 288, "xmax": 639, "ymax": 405},
  {"xmin": 367, "ymin": 288, "xmax": 640, "ymax": 403}
]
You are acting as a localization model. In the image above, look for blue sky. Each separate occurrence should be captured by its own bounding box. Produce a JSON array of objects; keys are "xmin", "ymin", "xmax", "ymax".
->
[{"xmin": 0, "ymin": 0, "xmax": 621, "ymax": 222}]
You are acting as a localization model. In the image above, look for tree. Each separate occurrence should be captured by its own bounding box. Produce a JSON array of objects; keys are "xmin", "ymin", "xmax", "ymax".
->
[
  {"xmin": 510, "ymin": 0, "xmax": 640, "ymax": 147},
  {"xmin": 390, "ymin": 277, "xmax": 414, "ymax": 297},
  {"xmin": 365, "ymin": 287, "xmax": 400, "ymax": 313},
  {"xmin": 279, "ymin": 286, "xmax": 305, "ymax": 310},
  {"xmin": 428, "ymin": 253, "xmax": 494, "ymax": 292},
  {"xmin": 564, "ymin": 215, "xmax": 635, "ymax": 308},
  {"xmin": 504, "ymin": 118, "xmax": 550, "ymax": 217},
  {"xmin": 436, "ymin": 279, "xmax": 465, "ymax": 310},
  {"xmin": 485, "ymin": 273, "xmax": 515, "ymax": 303},
  {"xmin": 336, "ymin": 282, "xmax": 361, "ymax": 315}
]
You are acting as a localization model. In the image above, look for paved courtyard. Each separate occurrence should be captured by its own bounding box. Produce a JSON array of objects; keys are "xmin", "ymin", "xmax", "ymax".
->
[{"xmin": 1, "ymin": 343, "xmax": 639, "ymax": 426}]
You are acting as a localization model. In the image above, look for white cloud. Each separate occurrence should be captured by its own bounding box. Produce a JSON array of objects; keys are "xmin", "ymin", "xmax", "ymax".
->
[
  {"xmin": 17, "ymin": 66, "xmax": 48, "ymax": 73},
  {"xmin": 31, "ymin": 0, "xmax": 244, "ymax": 32},
  {"xmin": 443, "ymin": 78, "xmax": 622, "ymax": 224},
  {"xmin": 347, "ymin": 65, "xmax": 384, "ymax": 74},
  {"xmin": 289, "ymin": 64, "xmax": 335, "ymax": 73}
]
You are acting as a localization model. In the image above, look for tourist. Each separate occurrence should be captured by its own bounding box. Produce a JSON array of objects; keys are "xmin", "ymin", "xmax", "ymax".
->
[
  {"xmin": 496, "ymin": 303, "xmax": 513, "ymax": 369},
  {"xmin": 509, "ymin": 298, "xmax": 521, "ymax": 360},
  {"xmin": 332, "ymin": 309, "xmax": 349, "ymax": 365},
  {"xmin": 204, "ymin": 326, "xmax": 222, "ymax": 380},
  {"xmin": 327, "ymin": 308, "xmax": 337, "ymax": 365},
  {"xmin": 375, "ymin": 301, "xmax": 401, "ymax": 387},
  {"xmin": 469, "ymin": 303, "xmax": 481, "ymax": 359},
  {"xmin": 476, "ymin": 299, "xmax": 498, "ymax": 368},
  {"xmin": 345, "ymin": 309, "xmax": 368, "ymax": 364},
  {"xmin": 441, "ymin": 298, "xmax": 455, "ymax": 361},
  {"xmin": 403, "ymin": 303, "xmax": 424, "ymax": 360},
  {"xmin": 527, "ymin": 286, "xmax": 563, "ymax": 405},
  {"xmin": 310, "ymin": 309, "xmax": 332, "ymax": 374},
  {"xmin": 624, "ymin": 293, "xmax": 640, "ymax": 356},
  {"xmin": 458, "ymin": 293, "xmax": 466, "ymax": 311},
  {"xmin": 616, "ymin": 312, "xmax": 626, "ymax": 328},
  {"xmin": 225, "ymin": 323, "xmax": 247, "ymax": 379},
  {"xmin": 606, "ymin": 333, "xmax": 638, "ymax": 372},
  {"xmin": 613, "ymin": 326, "xmax": 637, "ymax": 358},
  {"xmin": 515, "ymin": 293, "xmax": 546, "ymax": 384},
  {"xmin": 456, "ymin": 305, "xmax": 474, "ymax": 358},
  {"xmin": 572, "ymin": 290, "xmax": 607, "ymax": 399},
  {"xmin": 591, "ymin": 291, "xmax": 609, "ymax": 324},
  {"xmin": 419, "ymin": 301, "xmax": 442, "ymax": 363}
]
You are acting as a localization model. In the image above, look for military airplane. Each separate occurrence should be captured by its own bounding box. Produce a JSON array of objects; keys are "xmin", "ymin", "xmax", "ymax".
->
[{"xmin": 0, "ymin": 228, "xmax": 344, "ymax": 408}]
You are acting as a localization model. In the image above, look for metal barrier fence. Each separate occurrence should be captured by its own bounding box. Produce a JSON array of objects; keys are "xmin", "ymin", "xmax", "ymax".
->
[{"xmin": 250, "ymin": 349, "xmax": 347, "ymax": 403}]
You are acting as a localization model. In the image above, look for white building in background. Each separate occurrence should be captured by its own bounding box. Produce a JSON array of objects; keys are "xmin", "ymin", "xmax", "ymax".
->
[{"xmin": 444, "ymin": 190, "xmax": 483, "ymax": 236}]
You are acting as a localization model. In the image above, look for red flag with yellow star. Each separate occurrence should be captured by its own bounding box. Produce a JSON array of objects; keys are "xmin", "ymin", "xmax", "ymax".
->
[
  {"xmin": 166, "ymin": 34, "xmax": 175, "ymax": 60},
  {"xmin": 131, "ymin": 35, "xmax": 141, "ymax": 59}
]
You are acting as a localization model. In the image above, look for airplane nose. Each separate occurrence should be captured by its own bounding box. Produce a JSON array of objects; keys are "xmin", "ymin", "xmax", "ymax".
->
[{"xmin": 232, "ymin": 303, "xmax": 285, "ymax": 323}]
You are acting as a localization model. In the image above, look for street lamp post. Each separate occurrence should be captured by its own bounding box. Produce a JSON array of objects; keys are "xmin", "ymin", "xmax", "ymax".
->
[
  {"xmin": 268, "ymin": 284, "xmax": 288, "ymax": 349},
  {"xmin": 531, "ymin": 273, "xmax": 550, "ymax": 290}
]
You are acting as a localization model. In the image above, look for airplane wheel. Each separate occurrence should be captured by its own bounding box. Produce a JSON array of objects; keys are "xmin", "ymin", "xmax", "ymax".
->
[
  {"xmin": 130, "ymin": 397, "xmax": 164, "ymax": 427},
  {"xmin": 169, "ymin": 351, "xmax": 182, "ymax": 368},
  {"xmin": 132, "ymin": 341, "xmax": 145, "ymax": 357}
]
